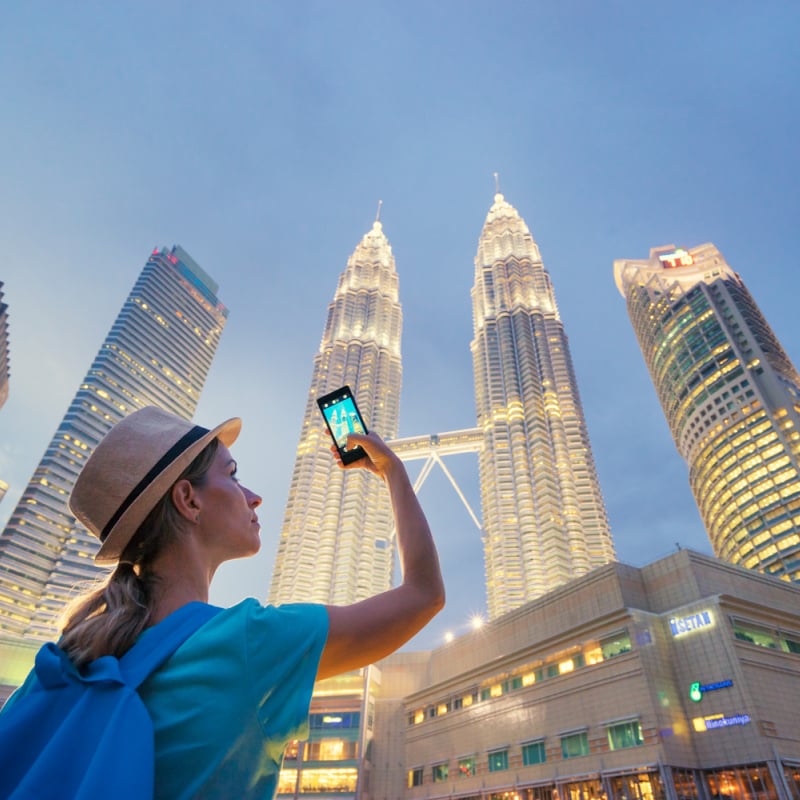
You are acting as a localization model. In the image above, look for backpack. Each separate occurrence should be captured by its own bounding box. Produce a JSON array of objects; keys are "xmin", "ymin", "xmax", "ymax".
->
[{"xmin": 0, "ymin": 602, "xmax": 221, "ymax": 800}]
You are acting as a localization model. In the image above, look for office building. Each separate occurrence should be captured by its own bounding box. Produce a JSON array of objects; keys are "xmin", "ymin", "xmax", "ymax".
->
[
  {"xmin": 472, "ymin": 193, "xmax": 614, "ymax": 618},
  {"xmin": 392, "ymin": 549, "xmax": 800, "ymax": 800},
  {"xmin": 0, "ymin": 246, "xmax": 228, "ymax": 641},
  {"xmin": 614, "ymin": 245, "xmax": 800, "ymax": 584},
  {"xmin": 0, "ymin": 281, "xmax": 8, "ymax": 410},
  {"xmin": 268, "ymin": 217, "xmax": 403, "ymax": 606}
]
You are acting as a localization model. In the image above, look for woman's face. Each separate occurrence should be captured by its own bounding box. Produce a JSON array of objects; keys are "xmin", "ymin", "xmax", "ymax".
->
[{"xmin": 194, "ymin": 443, "xmax": 263, "ymax": 562}]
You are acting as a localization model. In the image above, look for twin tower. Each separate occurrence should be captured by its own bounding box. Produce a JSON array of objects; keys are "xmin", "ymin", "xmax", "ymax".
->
[{"xmin": 268, "ymin": 193, "xmax": 615, "ymax": 619}]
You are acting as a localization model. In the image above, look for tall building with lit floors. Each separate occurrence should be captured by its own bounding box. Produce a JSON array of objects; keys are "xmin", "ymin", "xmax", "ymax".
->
[
  {"xmin": 614, "ymin": 244, "xmax": 800, "ymax": 584},
  {"xmin": 0, "ymin": 280, "xmax": 8, "ymax": 410},
  {"xmin": 471, "ymin": 193, "xmax": 614, "ymax": 618},
  {"xmin": 268, "ymin": 216, "xmax": 402, "ymax": 606},
  {"xmin": 0, "ymin": 245, "xmax": 228, "ymax": 658}
]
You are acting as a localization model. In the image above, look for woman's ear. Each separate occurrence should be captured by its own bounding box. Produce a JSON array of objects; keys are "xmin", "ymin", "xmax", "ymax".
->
[{"xmin": 171, "ymin": 479, "xmax": 199, "ymax": 523}]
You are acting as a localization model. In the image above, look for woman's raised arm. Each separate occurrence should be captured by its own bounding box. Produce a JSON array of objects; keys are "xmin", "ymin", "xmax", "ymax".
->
[{"xmin": 316, "ymin": 432, "xmax": 445, "ymax": 680}]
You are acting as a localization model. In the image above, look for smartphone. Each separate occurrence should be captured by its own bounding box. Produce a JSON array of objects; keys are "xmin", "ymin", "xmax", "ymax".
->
[{"xmin": 316, "ymin": 385, "xmax": 369, "ymax": 464}]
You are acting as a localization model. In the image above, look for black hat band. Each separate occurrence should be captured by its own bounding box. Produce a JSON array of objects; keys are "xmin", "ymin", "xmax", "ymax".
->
[{"xmin": 100, "ymin": 425, "xmax": 209, "ymax": 542}]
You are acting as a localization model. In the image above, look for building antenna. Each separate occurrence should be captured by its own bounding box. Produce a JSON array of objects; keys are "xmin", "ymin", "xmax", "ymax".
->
[
  {"xmin": 493, "ymin": 172, "xmax": 500, "ymax": 194},
  {"xmin": 375, "ymin": 199, "xmax": 383, "ymax": 222}
]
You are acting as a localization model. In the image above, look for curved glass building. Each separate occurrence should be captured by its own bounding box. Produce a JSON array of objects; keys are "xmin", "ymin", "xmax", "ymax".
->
[
  {"xmin": 0, "ymin": 246, "xmax": 228, "ymax": 639},
  {"xmin": 268, "ymin": 218, "xmax": 402, "ymax": 606},
  {"xmin": 615, "ymin": 244, "xmax": 800, "ymax": 583},
  {"xmin": 472, "ymin": 194, "xmax": 614, "ymax": 618}
]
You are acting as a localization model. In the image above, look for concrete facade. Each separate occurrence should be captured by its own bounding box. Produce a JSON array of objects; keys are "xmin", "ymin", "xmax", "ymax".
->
[{"xmin": 389, "ymin": 550, "xmax": 800, "ymax": 800}]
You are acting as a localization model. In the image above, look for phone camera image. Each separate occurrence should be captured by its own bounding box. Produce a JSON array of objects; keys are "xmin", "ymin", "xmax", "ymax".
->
[{"xmin": 316, "ymin": 386, "xmax": 369, "ymax": 464}]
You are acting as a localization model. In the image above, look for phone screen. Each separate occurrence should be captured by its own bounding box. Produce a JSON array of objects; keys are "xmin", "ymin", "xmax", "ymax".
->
[{"xmin": 317, "ymin": 386, "xmax": 369, "ymax": 463}]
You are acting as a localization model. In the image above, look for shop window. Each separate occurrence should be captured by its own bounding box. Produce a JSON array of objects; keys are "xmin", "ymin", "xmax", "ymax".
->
[
  {"xmin": 522, "ymin": 739, "xmax": 546, "ymax": 765},
  {"xmin": 488, "ymin": 749, "xmax": 508, "ymax": 772},
  {"xmin": 561, "ymin": 731, "xmax": 589, "ymax": 759},
  {"xmin": 433, "ymin": 763, "xmax": 449, "ymax": 782},
  {"xmin": 408, "ymin": 768, "xmax": 423, "ymax": 788},
  {"xmin": 783, "ymin": 764, "xmax": 800, "ymax": 800},
  {"xmin": 704, "ymin": 763, "xmax": 778, "ymax": 800},
  {"xmin": 671, "ymin": 769, "xmax": 700, "ymax": 800},
  {"xmin": 563, "ymin": 778, "xmax": 604, "ymax": 800},
  {"xmin": 458, "ymin": 756, "xmax": 476, "ymax": 778},
  {"xmin": 301, "ymin": 767, "xmax": 358, "ymax": 793},
  {"xmin": 306, "ymin": 740, "xmax": 358, "ymax": 761},
  {"xmin": 600, "ymin": 631, "xmax": 631, "ymax": 659},
  {"xmin": 607, "ymin": 720, "xmax": 644, "ymax": 750},
  {"xmin": 610, "ymin": 771, "xmax": 666, "ymax": 800},
  {"xmin": 277, "ymin": 769, "xmax": 297, "ymax": 795}
]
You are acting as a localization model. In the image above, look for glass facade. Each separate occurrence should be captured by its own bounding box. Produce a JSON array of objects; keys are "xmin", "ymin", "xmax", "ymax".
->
[
  {"xmin": 0, "ymin": 246, "xmax": 227, "ymax": 640},
  {"xmin": 0, "ymin": 281, "xmax": 8, "ymax": 410},
  {"xmin": 472, "ymin": 193, "xmax": 614, "ymax": 618},
  {"xmin": 268, "ymin": 220, "xmax": 402, "ymax": 606},
  {"xmin": 615, "ymin": 244, "xmax": 800, "ymax": 583}
]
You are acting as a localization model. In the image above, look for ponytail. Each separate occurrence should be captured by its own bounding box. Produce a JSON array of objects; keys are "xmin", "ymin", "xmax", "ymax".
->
[{"xmin": 59, "ymin": 438, "xmax": 219, "ymax": 669}]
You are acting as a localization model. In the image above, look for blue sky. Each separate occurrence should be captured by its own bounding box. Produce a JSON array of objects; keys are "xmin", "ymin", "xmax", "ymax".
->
[{"xmin": 1, "ymin": 2, "xmax": 799, "ymax": 649}]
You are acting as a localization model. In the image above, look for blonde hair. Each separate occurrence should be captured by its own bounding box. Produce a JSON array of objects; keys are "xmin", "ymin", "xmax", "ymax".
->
[{"xmin": 59, "ymin": 439, "xmax": 219, "ymax": 669}]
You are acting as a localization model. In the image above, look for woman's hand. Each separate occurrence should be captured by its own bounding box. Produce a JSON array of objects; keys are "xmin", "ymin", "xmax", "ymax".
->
[{"xmin": 330, "ymin": 431, "xmax": 401, "ymax": 481}]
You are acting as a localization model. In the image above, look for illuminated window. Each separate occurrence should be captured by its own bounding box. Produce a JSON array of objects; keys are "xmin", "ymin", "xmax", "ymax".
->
[
  {"xmin": 488, "ymin": 749, "xmax": 508, "ymax": 772},
  {"xmin": 433, "ymin": 763, "xmax": 449, "ymax": 782},
  {"xmin": 306, "ymin": 740, "xmax": 358, "ymax": 761},
  {"xmin": 284, "ymin": 740, "xmax": 300, "ymax": 761},
  {"xmin": 607, "ymin": 720, "xmax": 644, "ymax": 750},
  {"xmin": 458, "ymin": 756, "xmax": 476, "ymax": 778},
  {"xmin": 733, "ymin": 621, "xmax": 779, "ymax": 649},
  {"xmin": 277, "ymin": 769, "xmax": 297, "ymax": 795},
  {"xmin": 600, "ymin": 631, "xmax": 631, "ymax": 659},
  {"xmin": 408, "ymin": 768, "xmax": 423, "ymax": 788}
]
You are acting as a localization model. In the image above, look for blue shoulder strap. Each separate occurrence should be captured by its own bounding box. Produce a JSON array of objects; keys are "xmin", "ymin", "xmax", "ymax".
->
[
  {"xmin": 120, "ymin": 601, "xmax": 222, "ymax": 687},
  {"xmin": 0, "ymin": 602, "xmax": 222, "ymax": 800}
]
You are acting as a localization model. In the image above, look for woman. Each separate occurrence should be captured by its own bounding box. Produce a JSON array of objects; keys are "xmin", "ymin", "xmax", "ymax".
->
[{"xmin": 7, "ymin": 405, "xmax": 444, "ymax": 799}]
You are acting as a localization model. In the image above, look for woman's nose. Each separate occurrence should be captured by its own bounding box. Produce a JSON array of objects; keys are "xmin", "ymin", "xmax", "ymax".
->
[{"xmin": 246, "ymin": 487, "xmax": 262, "ymax": 508}]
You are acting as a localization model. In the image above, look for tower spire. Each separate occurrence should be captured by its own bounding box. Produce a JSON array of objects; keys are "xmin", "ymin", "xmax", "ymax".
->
[
  {"xmin": 375, "ymin": 199, "xmax": 383, "ymax": 223},
  {"xmin": 493, "ymin": 172, "xmax": 500, "ymax": 194}
]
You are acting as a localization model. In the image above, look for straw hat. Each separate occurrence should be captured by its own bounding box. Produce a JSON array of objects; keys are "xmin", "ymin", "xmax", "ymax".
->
[{"xmin": 69, "ymin": 406, "xmax": 241, "ymax": 563}]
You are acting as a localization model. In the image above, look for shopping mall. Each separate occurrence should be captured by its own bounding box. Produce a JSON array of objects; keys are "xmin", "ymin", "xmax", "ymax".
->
[{"xmin": 281, "ymin": 550, "xmax": 800, "ymax": 800}]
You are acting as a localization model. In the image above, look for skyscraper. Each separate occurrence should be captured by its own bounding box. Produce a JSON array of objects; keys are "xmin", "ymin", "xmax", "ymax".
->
[
  {"xmin": 0, "ymin": 281, "xmax": 8, "ymax": 410},
  {"xmin": 472, "ymin": 193, "xmax": 614, "ymax": 618},
  {"xmin": 268, "ymin": 217, "xmax": 402, "ymax": 606},
  {"xmin": 615, "ymin": 243, "xmax": 800, "ymax": 584},
  {"xmin": 0, "ymin": 246, "xmax": 228, "ymax": 640}
]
